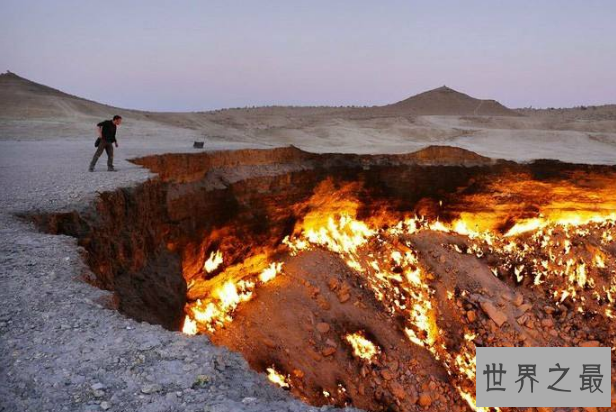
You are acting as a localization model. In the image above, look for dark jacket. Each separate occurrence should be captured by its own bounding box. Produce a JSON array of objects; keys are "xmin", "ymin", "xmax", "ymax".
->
[{"xmin": 97, "ymin": 120, "xmax": 117, "ymax": 143}]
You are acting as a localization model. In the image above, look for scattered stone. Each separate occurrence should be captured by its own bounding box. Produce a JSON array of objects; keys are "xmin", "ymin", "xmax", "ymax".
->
[
  {"xmin": 517, "ymin": 303, "xmax": 532, "ymax": 313},
  {"xmin": 466, "ymin": 310, "xmax": 476, "ymax": 322},
  {"xmin": 100, "ymin": 401, "xmax": 110, "ymax": 410},
  {"xmin": 480, "ymin": 301, "xmax": 507, "ymax": 327},
  {"xmin": 418, "ymin": 392, "xmax": 432, "ymax": 407},
  {"xmin": 390, "ymin": 382, "xmax": 406, "ymax": 400},
  {"xmin": 579, "ymin": 340, "xmax": 600, "ymax": 347},
  {"xmin": 327, "ymin": 278, "xmax": 340, "ymax": 291},
  {"xmin": 141, "ymin": 383, "xmax": 162, "ymax": 394},
  {"xmin": 513, "ymin": 293, "xmax": 524, "ymax": 307},
  {"xmin": 193, "ymin": 375, "xmax": 210, "ymax": 388},
  {"xmin": 540, "ymin": 318, "xmax": 553, "ymax": 328},
  {"xmin": 380, "ymin": 369, "xmax": 394, "ymax": 380},
  {"xmin": 91, "ymin": 383, "xmax": 105, "ymax": 391},
  {"xmin": 316, "ymin": 323, "xmax": 330, "ymax": 334},
  {"xmin": 263, "ymin": 338, "xmax": 276, "ymax": 348},
  {"xmin": 322, "ymin": 347, "xmax": 336, "ymax": 357}
]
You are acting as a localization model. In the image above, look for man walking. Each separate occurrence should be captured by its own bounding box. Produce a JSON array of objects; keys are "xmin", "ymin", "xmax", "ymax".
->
[{"xmin": 89, "ymin": 115, "xmax": 122, "ymax": 172}]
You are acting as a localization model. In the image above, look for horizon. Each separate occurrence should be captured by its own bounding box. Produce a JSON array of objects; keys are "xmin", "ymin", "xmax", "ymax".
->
[
  {"xmin": 5, "ymin": 69, "xmax": 614, "ymax": 114},
  {"xmin": 1, "ymin": 1, "xmax": 615, "ymax": 111}
]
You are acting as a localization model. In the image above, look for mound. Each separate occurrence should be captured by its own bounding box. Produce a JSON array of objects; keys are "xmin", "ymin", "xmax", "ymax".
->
[
  {"xmin": 0, "ymin": 71, "xmax": 130, "ymax": 119},
  {"xmin": 385, "ymin": 86, "xmax": 518, "ymax": 116}
]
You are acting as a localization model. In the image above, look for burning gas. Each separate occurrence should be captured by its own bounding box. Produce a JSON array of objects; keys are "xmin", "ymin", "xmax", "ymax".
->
[
  {"xmin": 345, "ymin": 332, "xmax": 380, "ymax": 362},
  {"xmin": 266, "ymin": 367, "xmax": 290, "ymax": 388},
  {"xmin": 203, "ymin": 250, "xmax": 223, "ymax": 273},
  {"xmin": 181, "ymin": 175, "xmax": 616, "ymax": 411}
]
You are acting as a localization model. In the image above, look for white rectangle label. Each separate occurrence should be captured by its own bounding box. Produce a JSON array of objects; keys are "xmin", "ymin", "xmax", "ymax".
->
[{"xmin": 476, "ymin": 347, "xmax": 611, "ymax": 407}]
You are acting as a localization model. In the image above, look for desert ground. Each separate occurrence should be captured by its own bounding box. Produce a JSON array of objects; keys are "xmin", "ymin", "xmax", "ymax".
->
[{"xmin": 1, "ymin": 71, "xmax": 616, "ymax": 412}]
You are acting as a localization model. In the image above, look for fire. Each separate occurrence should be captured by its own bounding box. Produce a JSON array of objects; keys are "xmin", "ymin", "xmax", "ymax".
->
[
  {"xmin": 345, "ymin": 332, "xmax": 379, "ymax": 362},
  {"xmin": 259, "ymin": 262, "xmax": 283, "ymax": 283},
  {"xmin": 204, "ymin": 250, "xmax": 223, "ymax": 273},
  {"xmin": 182, "ymin": 315, "xmax": 197, "ymax": 335},
  {"xmin": 266, "ymin": 367, "xmax": 290, "ymax": 388},
  {"xmin": 180, "ymin": 174, "xmax": 616, "ymax": 410}
]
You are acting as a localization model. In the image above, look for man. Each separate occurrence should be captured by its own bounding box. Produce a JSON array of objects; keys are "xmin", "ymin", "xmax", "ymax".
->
[{"xmin": 89, "ymin": 115, "xmax": 122, "ymax": 172}]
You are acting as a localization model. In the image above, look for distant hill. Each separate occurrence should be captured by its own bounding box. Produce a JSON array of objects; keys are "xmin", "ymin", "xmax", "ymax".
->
[
  {"xmin": 0, "ymin": 71, "xmax": 143, "ymax": 120},
  {"xmin": 383, "ymin": 86, "xmax": 518, "ymax": 116},
  {"xmin": 0, "ymin": 72, "xmax": 517, "ymax": 120}
]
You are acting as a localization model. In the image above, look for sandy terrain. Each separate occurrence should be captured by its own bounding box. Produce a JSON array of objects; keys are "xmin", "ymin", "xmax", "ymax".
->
[
  {"xmin": 1, "ymin": 71, "xmax": 615, "ymax": 412},
  {"xmin": 1, "ymin": 72, "xmax": 615, "ymax": 163}
]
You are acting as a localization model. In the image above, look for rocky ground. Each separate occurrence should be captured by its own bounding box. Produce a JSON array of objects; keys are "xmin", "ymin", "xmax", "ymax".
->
[{"xmin": 0, "ymin": 138, "xmax": 354, "ymax": 412}]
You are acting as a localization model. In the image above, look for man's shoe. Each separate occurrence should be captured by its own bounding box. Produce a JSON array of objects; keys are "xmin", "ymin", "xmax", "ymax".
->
[
  {"xmin": 107, "ymin": 167, "xmax": 117, "ymax": 172},
  {"xmin": 89, "ymin": 167, "xmax": 94, "ymax": 172}
]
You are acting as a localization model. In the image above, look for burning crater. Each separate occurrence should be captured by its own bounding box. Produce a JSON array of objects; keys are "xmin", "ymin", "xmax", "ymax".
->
[{"xmin": 32, "ymin": 147, "xmax": 616, "ymax": 412}]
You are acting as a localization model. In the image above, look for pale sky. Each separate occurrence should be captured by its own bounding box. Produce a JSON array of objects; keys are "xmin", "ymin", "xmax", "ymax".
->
[{"xmin": 1, "ymin": 0, "xmax": 615, "ymax": 111}]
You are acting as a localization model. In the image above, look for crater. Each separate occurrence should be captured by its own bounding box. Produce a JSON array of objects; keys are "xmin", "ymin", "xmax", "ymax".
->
[{"xmin": 30, "ymin": 146, "xmax": 616, "ymax": 412}]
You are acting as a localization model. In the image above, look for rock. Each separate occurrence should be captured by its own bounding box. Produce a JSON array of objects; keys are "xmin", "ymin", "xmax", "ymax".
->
[
  {"xmin": 517, "ymin": 303, "xmax": 532, "ymax": 313},
  {"xmin": 480, "ymin": 301, "xmax": 507, "ymax": 327},
  {"xmin": 580, "ymin": 340, "xmax": 600, "ymax": 347},
  {"xmin": 513, "ymin": 293, "xmax": 524, "ymax": 307},
  {"xmin": 91, "ymin": 383, "xmax": 105, "ymax": 391},
  {"xmin": 390, "ymin": 382, "xmax": 406, "ymax": 400},
  {"xmin": 141, "ymin": 383, "xmax": 162, "ymax": 394},
  {"xmin": 316, "ymin": 323, "xmax": 330, "ymax": 334},
  {"xmin": 338, "ymin": 283, "xmax": 351, "ymax": 302},
  {"xmin": 193, "ymin": 375, "xmax": 210, "ymax": 387},
  {"xmin": 418, "ymin": 392, "xmax": 432, "ymax": 407},
  {"xmin": 381, "ymin": 369, "xmax": 394, "ymax": 380},
  {"xmin": 327, "ymin": 278, "xmax": 339, "ymax": 291},
  {"xmin": 540, "ymin": 318, "xmax": 554, "ymax": 328},
  {"xmin": 466, "ymin": 310, "xmax": 476, "ymax": 322},
  {"xmin": 100, "ymin": 402, "xmax": 110, "ymax": 410},
  {"xmin": 322, "ymin": 347, "xmax": 336, "ymax": 357},
  {"xmin": 263, "ymin": 338, "xmax": 276, "ymax": 348}
]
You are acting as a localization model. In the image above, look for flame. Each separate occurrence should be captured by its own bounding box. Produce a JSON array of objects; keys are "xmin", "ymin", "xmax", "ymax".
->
[
  {"xmin": 182, "ymin": 315, "xmax": 197, "ymax": 335},
  {"xmin": 266, "ymin": 367, "xmax": 290, "ymax": 388},
  {"xmin": 345, "ymin": 332, "xmax": 379, "ymax": 362},
  {"xmin": 204, "ymin": 250, "xmax": 223, "ymax": 273},
  {"xmin": 259, "ymin": 262, "xmax": 283, "ymax": 283},
  {"xmin": 180, "ymin": 174, "xmax": 616, "ymax": 410}
]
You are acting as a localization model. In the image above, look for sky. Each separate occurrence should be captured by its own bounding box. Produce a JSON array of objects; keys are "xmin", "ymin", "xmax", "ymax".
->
[{"xmin": 1, "ymin": 0, "xmax": 615, "ymax": 111}]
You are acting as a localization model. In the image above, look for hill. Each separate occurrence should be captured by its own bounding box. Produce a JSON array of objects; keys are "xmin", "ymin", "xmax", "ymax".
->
[
  {"xmin": 0, "ymin": 71, "xmax": 135, "ymax": 119},
  {"xmin": 384, "ymin": 86, "xmax": 517, "ymax": 116}
]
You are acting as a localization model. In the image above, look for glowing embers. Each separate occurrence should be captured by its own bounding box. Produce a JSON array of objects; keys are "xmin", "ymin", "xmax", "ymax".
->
[
  {"xmin": 183, "ymin": 260, "xmax": 284, "ymax": 334},
  {"xmin": 179, "ymin": 174, "xmax": 616, "ymax": 411},
  {"xmin": 203, "ymin": 250, "xmax": 224, "ymax": 273},
  {"xmin": 344, "ymin": 332, "xmax": 380, "ymax": 362},
  {"xmin": 266, "ymin": 367, "xmax": 290, "ymax": 388},
  {"xmin": 445, "ymin": 217, "xmax": 616, "ymax": 309}
]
